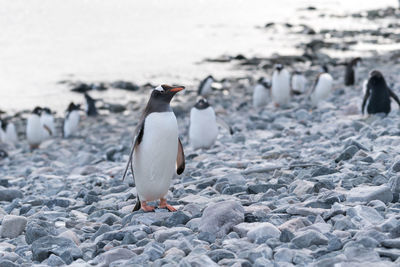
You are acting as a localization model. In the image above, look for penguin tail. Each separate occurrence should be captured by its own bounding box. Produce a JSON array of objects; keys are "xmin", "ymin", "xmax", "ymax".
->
[{"xmin": 133, "ymin": 197, "xmax": 141, "ymax": 212}]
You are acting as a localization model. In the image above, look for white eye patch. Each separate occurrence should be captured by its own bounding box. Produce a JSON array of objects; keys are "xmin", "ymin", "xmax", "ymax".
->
[{"xmin": 154, "ymin": 85, "xmax": 165, "ymax": 92}]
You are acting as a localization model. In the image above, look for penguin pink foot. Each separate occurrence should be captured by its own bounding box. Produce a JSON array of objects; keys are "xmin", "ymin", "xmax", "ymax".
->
[
  {"xmin": 159, "ymin": 198, "xmax": 176, "ymax": 212},
  {"xmin": 141, "ymin": 201, "xmax": 155, "ymax": 212}
]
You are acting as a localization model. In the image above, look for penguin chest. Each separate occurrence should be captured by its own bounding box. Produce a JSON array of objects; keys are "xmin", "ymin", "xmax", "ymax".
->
[
  {"xmin": 253, "ymin": 84, "xmax": 269, "ymax": 108},
  {"xmin": 133, "ymin": 112, "xmax": 178, "ymax": 201},
  {"xmin": 312, "ymin": 74, "xmax": 333, "ymax": 106},
  {"xmin": 27, "ymin": 116, "xmax": 42, "ymax": 145},
  {"xmin": 41, "ymin": 115, "xmax": 55, "ymax": 139},
  {"xmin": 64, "ymin": 111, "xmax": 80, "ymax": 137},
  {"xmin": 189, "ymin": 107, "xmax": 218, "ymax": 149},
  {"xmin": 272, "ymin": 72, "xmax": 290, "ymax": 104}
]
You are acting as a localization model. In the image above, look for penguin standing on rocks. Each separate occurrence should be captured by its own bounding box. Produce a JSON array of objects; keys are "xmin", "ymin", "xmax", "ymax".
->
[
  {"xmin": 40, "ymin": 107, "xmax": 55, "ymax": 141},
  {"xmin": 344, "ymin": 57, "xmax": 362, "ymax": 86},
  {"xmin": 0, "ymin": 119, "xmax": 18, "ymax": 145},
  {"xmin": 198, "ymin": 75, "xmax": 214, "ymax": 96},
  {"xmin": 362, "ymin": 70, "xmax": 400, "ymax": 115},
  {"xmin": 122, "ymin": 84, "xmax": 186, "ymax": 212},
  {"xmin": 189, "ymin": 98, "xmax": 233, "ymax": 149},
  {"xmin": 84, "ymin": 93, "xmax": 98, "ymax": 117},
  {"xmin": 271, "ymin": 64, "xmax": 290, "ymax": 106},
  {"xmin": 63, "ymin": 103, "xmax": 81, "ymax": 138},
  {"xmin": 26, "ymin": 107, "xmax": 43, "ymax": 149},
  {"xmin": 310, "ymin": 66, "xmax": 333, "ymax": 107},
  {"xmin": 252, "ymin": 78, "xmax": 271, "ymax": 108},
  {"xmin": 291, "ymin": 71, "xmax": 307, "ymax": 95}
]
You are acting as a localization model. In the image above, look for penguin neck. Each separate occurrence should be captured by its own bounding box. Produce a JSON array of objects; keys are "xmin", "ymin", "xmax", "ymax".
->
[{"xmin": 143, "ymin": 98, "xmax": 172, "ymax": 118}]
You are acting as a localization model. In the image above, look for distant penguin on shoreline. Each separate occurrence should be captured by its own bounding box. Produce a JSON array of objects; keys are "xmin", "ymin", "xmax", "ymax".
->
[
  {"xmin": 271, "ymin": 64, "xmax": 290, "ymax": 107},
  {"xmin": 345, "ymin": 57, "xmax": 362, "ymax": 86},
  {"xmin": 0, "ymin": 119, "xmax": 18, "ymax": 145},
  {"xmin": 362, "ymin": 70, "xmax": 400, "ymax": 115},
  {"xmin": 198, "ymin": 75, "xmax": 214, "ymax": 96},
  {"xmin": 291, "ymin": 71, "xmax": 307, "ymax": 95},
  {"xmin": 63, "ymin": 103, "xmax": 81, "ymax": 138},
  {"xmin": 84, "ymin": 93, "xmax": 98, "ymax": 117},
  {"xmin": 253, "ymin": 77, "xmax": 271, "ymax": 108},
  {"xmin": 310, "ymin": 65, "xmax": 333, "ymax": 107},
  {"xmin": 40, "ymin": 107, "xmax": 55, "ymax": 141},
  {"xmin": 26, "ymin": 107, "xmax": 43, "ymax": 150}
]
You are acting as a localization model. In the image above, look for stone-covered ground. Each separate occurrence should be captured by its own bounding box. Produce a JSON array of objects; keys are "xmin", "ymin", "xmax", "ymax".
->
[{"xmin": 2, "ymin": 6, "xmax": 400, "ymax": 267}]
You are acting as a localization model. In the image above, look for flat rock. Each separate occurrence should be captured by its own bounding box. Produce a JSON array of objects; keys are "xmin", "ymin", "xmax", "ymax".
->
[
  {"xmin": 247, "ymin": 222, "xmax": 281, "ymax": 243},
  {"xmin": 0, "ymin": 189, "xmax": 23, "ymax": 202},
  {"xmin": 31, "ymin": 236, "xmax": 82, "ymax": 264},
  {"xmin": 291, "ymin": 229, "xmax": 328, "ymax": 248},
  {"xmin": 347, "ymin": 185, "xmax": 393, "ymax": 204},
  {"xmin": 0, "ymin": 215, "xmax": 27, "ymax": 238}
]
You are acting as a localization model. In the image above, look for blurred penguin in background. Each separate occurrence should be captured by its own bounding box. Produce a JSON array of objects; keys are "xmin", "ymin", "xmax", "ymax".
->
[
  {"xmin": 345, "ymin": 57, "xmax": 362, "ymax": 86},
  {"xmin": 271, "ymin": 64, "xmax": 291, "ymax": 107},
  {"xmin": 189, "ymin": 98, "xmax": 233, "ymax": 149},
  {"xmin": 26, "ymin": 107, "xmax": 43, "ymax": 150},
  {"xmin": 40, "ymin": 107, "xmax": 55, "ymax": 141},
  {"xmin": 0, "ymin": 118, "xmax": 18, "ymax": 145},
  {"xmin": 310, "ymin": 66, "xmax": 333, "ymax": 107},
  {"xmin": 362, "ymin": 70, "xmax": 400, "ymax": 115},
  {"xmin": 198, "ymin": 75, "xmax": 214, "ymax": 96},
  {"xmin": 63, "ymin": 102, "xmax": 81, "ymax": 138},
  {"xmin": 84, "ymin": 92, "xmax": 98, "ymax": 117},
  {"xmin": 253, "ymin": 77, "xmax": 271, "ymax": 108},
  {"xmin": 291, "ymin": 71, "xmax": 307, "ymax": 95}
]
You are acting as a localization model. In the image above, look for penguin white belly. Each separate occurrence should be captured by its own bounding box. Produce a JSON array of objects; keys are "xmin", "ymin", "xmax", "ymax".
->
[
  {"xmin": 27, "ymin": 115, "xmax": 42, "ymax": 146},
  {"xmin": 292, "ymin": 75, "xmax": 307, "ymax": 94},
  {"xmin": 133, "ymin": 112, "xmax": 178, "ymax": 202},
  {"xmin": 5, "ymin": 123, "xmax": 18, "ymax": 144},
  {"xmin": 200, "ymin": 79, "xmax": 213, "ymax": 95},
  {"xmin": 311, "ymin": 73, "xmax": 333, "ymax": 106},
  {"xmin": 41, "ymin": 114, "xmax": 55, "ymax": 140},
  {"xmin": 253, "ymin": 84, "xmax": 269, "ymax": 108},
  {"xmin": 272, "ymin": 70, "xmax": 290, "ymax": 105},
  {"xmin": 189, "ymin": 107, "xmax": 218, "ymax": 149},
  {"xmin": 64, "ymin": 111, "xmax": 80, "ymax": 137}
]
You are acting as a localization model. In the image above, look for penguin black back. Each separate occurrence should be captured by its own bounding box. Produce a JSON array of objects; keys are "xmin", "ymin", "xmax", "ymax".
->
[
  {"xmin": 84, "ymin": 93, "xmax": 98, "ymax": 116},
  {"xmin": 197, "ymin": 75, "xmax": 214, "ymax": 95},
  {"xmin": 32, "ymin": 107, "xmax": 42, "ymax": 115},
  {"xmin": 345, "ymin": 57, "xmax": 361, "ymax": 86},
  {"xmin": 362, "ymin": 70, "xmax": 400, "ymax": 115}
]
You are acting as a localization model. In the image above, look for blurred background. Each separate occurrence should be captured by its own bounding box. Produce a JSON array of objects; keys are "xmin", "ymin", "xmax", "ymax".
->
[{"xmin": 0, "ymin": 0, "xmax": 397, "ymax": 113}]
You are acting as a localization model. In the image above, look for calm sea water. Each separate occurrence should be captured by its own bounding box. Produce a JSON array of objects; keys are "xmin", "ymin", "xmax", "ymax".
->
[{"xmin": 0, "ymin": 0, "xmax": 397, "ymax": 112}]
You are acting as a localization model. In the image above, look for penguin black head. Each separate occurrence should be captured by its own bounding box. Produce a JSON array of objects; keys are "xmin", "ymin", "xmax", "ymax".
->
[
  {"xmin": 350, "ymin": 57, "xmax": 362, "ymax": 67},
  {"xmin": 150, "ymin": 84, "xmax": 185, "ymax": 103},
  {"xmin": 275, "ymin": 64, "xmax": 284, "ymax": 72},
  {"xmin": 322, "ymin": 65, "xmax": 329, "ymax": 73},
  {"xmin": 32, "ymin": 107, "xmax": 42, "ymax": 115},
  {"xmin": 206, "ymin": 75, "xmax": 214, "ymax": 81},
  {"xmin": 194, "ymin": 98, "xmax": 210, "ymax": 110},
  {"xmin": 67, "ymin": 102, "xmax": 81, "ymax": 112},
  {"xmin": 42, "ymin": 107, "xmax": 52, "ymax": 115},
  {"xmin": 0, "ymin": 119, "xmax": 7, "ymax": 131},
  {"xmin": 368, "ymin": 70, "xmax": 388, "ymax": 89}
]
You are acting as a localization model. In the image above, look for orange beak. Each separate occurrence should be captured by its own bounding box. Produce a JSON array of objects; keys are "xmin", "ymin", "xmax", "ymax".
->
[{"xmin": 170, "ymin": 86, "xmax": 185, "ymax": 92}]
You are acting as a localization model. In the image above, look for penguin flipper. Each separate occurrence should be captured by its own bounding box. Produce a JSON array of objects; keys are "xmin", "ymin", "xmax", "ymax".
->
[
  {"xmin": 176, "ymin": 138, "xmax": 185, "ymax": 175},
  {"xmin": 122, "ymin": 122, "xmax": 144, "ymax": 181},
  {"xmin": 43, "ymin": 125, "xmax": 52, "ymax": 136},
  {"xmin": 133, "ymin": 196, "xmax": 141, "ymax": 211},
  {"xmin": 361, "ymin": 85, "xmax": 370, "ymax": 114},
  {"xmin": 216, "ymin": 116, "xmax": 233, "ymax": 135},
  {"xmin": 388, "ymin": 88, "xmax": 400, "ymax": 108}
]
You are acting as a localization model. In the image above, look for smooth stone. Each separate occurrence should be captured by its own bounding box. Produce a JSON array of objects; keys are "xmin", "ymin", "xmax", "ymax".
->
[
  {"xmin": 31, "ymin": 236, "xmax": 82, "ymax": 264},
  {"xmin": 154, "ymin": 227, "xmax": 192, "ymax": 243},
  {"xmin": 0, "ymin": 215, "xmax": 27, "ymax": 238},
  {"xmin": 199, "ymin": 201, "xmax": 244, "ymax": 238},
  {"xmin": 274, "ymin": 248, "xmax": 294, "ymax": 262},
  {"xmin": 0, "ymin": 189, "xmax": 23, "ymax": 202},
  {"xmin": 47, "ymin": 254, "xmax": 66, "ymax": 266},
  {"xmin": 291, "ymin": 229, "xmax": 328, "ymax": 248},
  {"xmin": 388, "ymin": 176, "xmax": 400, "ymax": 193},
  {"xmin": 347, "ymin": 185, "xmax": 393, "ymax": 204},
  {"xmin": 90, "ymin": 248, "xmax": 135, "ymax": 267},
  {"xmin": 382, "ymin": 238, "xmax": 400, "ymax": 249},
  {"xmin": 207, "ymin": 249, "xmax": 236, "ymax": 263},
  {"xmin": 347, "ymin": 205, "xmax": 384, "ymax": 227},
  {"xmin": 179, "ymin": 254, "xmax": 219, "ymax": 267},
  {"xmin": 247, "ymin": 223, "xmax": 281, "ymax": 243}
]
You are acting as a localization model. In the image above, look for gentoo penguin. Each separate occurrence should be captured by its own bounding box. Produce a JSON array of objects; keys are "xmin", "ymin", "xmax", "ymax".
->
[
  {"xmin": 361, "ymin": 70, "xmax": 400, "ymax": 115},
  {"xmin": 253, "ymin": 78, "xmax": 271, "ymax": 108},
  {"xmin": 63, "ymin": 103, "xmax": 81, "ymax": 138},
  {"xmin": 271, "ymin": 64, "xmax": 291, "ymax": 106},
  {"xmin": 291, "ymin": 71, "xmax": 307, "ymax": 95},
  {"xmin": 122, "ymin": 84, "xmax": 185, "ymax": 212},
  {"xmin": 40, "ymin": 107, "xmax": 55, "ymax": 141},
  {"xmin": 344, "ymin": 57, "xmax": 362, "ymax": 86},
  {"xmin": 310, "ymin": 66, "xmax": 333, "ymax": 107},
  {"xmin": 0, "ymin": 119, "xmax": 18, "ymax": 145},
  {"xmin": 84, "ymin": 93, "xmax": 98, "ymax": 117},
  {"xmin": 26, "ymin": 107, "xmax": 43, "ymax": 149},
  {"xmin": 189, "ymin": 98, "xmax": 233, "ymax": 149},
  {"xmin": 198, "ymin": 75, "xmax": 214, "ymax": 96}
]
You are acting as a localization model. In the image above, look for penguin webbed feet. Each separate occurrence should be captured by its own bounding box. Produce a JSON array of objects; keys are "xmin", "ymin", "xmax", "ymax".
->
[
  {"xmin": 159, "ymin": 198, "xmax": 177, "ymax": 212},
  {"xmin": 139, "ymin": 201, "xmax": 155, "ymax": 212}
]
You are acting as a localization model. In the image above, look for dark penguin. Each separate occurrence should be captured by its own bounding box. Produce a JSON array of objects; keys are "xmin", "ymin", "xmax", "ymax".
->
[
  {"xmin": 197, "ymin": 75, "xmax": 214, "ymax": 96},
  {"xmin": 84, "ymin": 93, "xmax": 98, "ymax": 116},
  {"xmin": 344, "ymin": 57, "xmax": 362, "ymax": 86},
  {"xmin": 122, "ymin": 84, "xmax": 185, "ymax": 212},
  {"xmin": 362, "ymin": 70, "xmax": 400, "ymax": 115}
]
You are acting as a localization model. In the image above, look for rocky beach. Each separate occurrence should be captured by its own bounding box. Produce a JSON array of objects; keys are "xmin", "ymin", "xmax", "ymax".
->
[{"xmin": 2, "ymin": 4, "xmax": 400, "ymax": 267}]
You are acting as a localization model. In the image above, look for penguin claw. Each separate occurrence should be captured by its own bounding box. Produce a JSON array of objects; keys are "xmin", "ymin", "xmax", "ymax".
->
[
  {"xmin": 141, "ymin": 205, "xmax": 155, "ymax": 212},
  {"xmin": 162, "ymin": 204, "xmax": 177, "ymax": 212}
]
